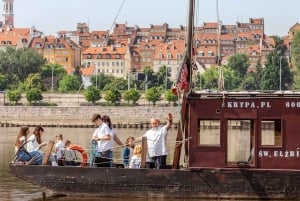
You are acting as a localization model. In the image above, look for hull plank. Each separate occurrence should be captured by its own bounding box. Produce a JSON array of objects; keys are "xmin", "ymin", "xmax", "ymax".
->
[{"xmin": 9, "ymin": 164, "xmax": 300, "ymax": 199}]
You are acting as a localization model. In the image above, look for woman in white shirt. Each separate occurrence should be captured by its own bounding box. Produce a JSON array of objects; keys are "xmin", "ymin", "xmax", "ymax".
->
[{"xmin": 27, "ymin": 126, "xmax": 47, "ymax": 153}]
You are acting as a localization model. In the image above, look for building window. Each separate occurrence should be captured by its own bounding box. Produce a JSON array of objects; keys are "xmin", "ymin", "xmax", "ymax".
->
[
  {"xmin": 116, "ymin": 54, "xmax": 120, "ymax": 59},
  {"xmin": 261, "ymin": 119, "xmax": 282, "ymax": 147},
  {"xmin": 198, "ymin": 119, "xmax": 221, "ymax": 146},
  {"xmin": 97, "ymin": 54, "xmax": 102, "ymax": 59},
  {"xmin": 87, "ymin": 54, "xmax": 92, "ymax": 59},
  {"xmin": 106, "ymin": 54, "xmax": 110, "ymax": 59}
]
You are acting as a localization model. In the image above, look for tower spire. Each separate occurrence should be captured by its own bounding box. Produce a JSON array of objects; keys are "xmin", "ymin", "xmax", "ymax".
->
[{"xmin": 2, "ymin": 0, "xmax": 14, "ymax": 30}]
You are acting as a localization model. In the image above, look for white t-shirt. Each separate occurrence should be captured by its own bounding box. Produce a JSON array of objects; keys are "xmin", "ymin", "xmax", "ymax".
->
[
  {"xmin": 143, "ymin": 125, "xmax": 168, "ymax": 158},
  {"xmin": 26, "ymin": 134, "xmax": 40, "ymax": 152},
  {"xmin": 129, "ymin": 155, "xmax": 141, "ymax": 168},
  {"xmin": 55, "ymin": 140, "xmax": 65, "ymax": 159},
  {"xmin": 95, "ymin": 123, "xmax": 113, "ymax": 152}
]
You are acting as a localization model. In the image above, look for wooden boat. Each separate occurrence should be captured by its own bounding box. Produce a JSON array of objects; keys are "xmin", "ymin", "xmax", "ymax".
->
[{"xmin": 9, "ymin": 0, "xmax": 300, "ymax": 199}]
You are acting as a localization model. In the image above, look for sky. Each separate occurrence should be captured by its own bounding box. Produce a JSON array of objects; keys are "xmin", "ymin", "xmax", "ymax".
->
[{"xmin": 6, "ymin": 0, "xmax": 300, "ymax": 36}]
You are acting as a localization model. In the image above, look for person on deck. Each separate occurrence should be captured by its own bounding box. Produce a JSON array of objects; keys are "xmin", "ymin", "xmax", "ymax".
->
[
  {"xmin": 91, "ymin": 113, "xmax": 112, "ymax": 167},
  {"xmin": 27, "ymin": 126, "xmax": 47, "ymax": 153},
  {"xmin": 135, "ymin": 113, "xmax": 173, "ymax": 169},
  {"xmin": 122, "ymin": 136, "xmax": 135, "ymax": 168},
  {"xmin": 54, "ymin": 134, "xmax": 65, "ymax": 166},
  {"xmin": 15, "ymin": 126, "xmax": 43, "ymax": 165}
]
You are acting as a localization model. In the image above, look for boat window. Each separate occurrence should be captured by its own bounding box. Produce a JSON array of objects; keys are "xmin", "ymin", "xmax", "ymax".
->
[
  {"xmin": 227, "ymin": 120, "xmax": 253, "ymax": 164},
  {"xmin": 198, "ymin": 120, "xmax": 220, "ymax": 146},
  {"xmin": 261, "ymin": 120, "xmax": 282, "ymax": 147}
]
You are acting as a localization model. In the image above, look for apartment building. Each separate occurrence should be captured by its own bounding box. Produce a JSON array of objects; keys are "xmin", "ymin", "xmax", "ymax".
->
[{"xmin": 28, "ymin": 35, "xmax": 81, "ymax": 69}]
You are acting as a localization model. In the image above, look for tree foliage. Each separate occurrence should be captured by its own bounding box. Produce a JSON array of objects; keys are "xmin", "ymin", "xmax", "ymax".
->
[
  {"xmin": 0, "ymin": 47, "xmax": 45, "ymax": 89},
  {"xmin": 41, "ymin": 63, "xmax": 66, "ymax": 91},
  {"xmin": 164, "ymin": 89, "xmax": 178, "ymax": 105},
  {"xmin": 23, "ymin": 73, "xmax": 43, "ymax": 91},
  {"xmin": 26, "ymin": 88, "xmax": 43, "ymax": 104},
  {"xmin": 145, "ymin": 87, "xmax": 161, "ymax": 106},
  {"xmin": 122, "ymin": 89, "xmax": 141, "ymax": 104},
  {"xmin": 58, "ymin": 75, "xmax": 82, "ymax": 92},
  {"xmin": 84, "ymin": 86, "xmax": 101, "ymax": 105},
  {"xmin": 7, "ymin": 90, "xmax": 21, "ymax": 105},
  {"xmin": 104, "ymin": 89, "xmax": 121, "ymax": 104}
]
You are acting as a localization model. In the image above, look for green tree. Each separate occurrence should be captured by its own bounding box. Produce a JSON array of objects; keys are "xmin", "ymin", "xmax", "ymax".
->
[
  {"xmin": 122, "ymin": 89, "xmax": 141, "ymax": 105},
  {"xmin": 164, "ymin": 89, "xmax": 178, "ymax": 105},
  {"xmin": 103, "ymin": 77, "xmax": 128, "ymax": 91},
  {"xmin": 41, "ymin": 63, "xmax": 66, "ymax": 91},
  {"xmin": 58, "ymin": 75, "xmax": 82, "ymax": 92},
  {"xmin": 227, "ymin": 53, "xmax": 250, "ymax": 86},
  {"xmin": 84, "ymin": 86, "xmax": 101, "ymax": 105},
  {"xmin": 291, "ymin": 30, "xmax": 300, "ymax": 89},
  {"xmin": 0, "ymin": 74, "xmax": 7, "ymax": 90},
  {"xmin": 23, "ymin": 73, "xmax": 43, "ymax": 91},
  {"xmin": 145, "ymin": 87, "xmax": 161, "ymax": 106},
  {"xmin": 91, "ymin": 73, "xmax": 114, "ymax": 90},
  {"xmin": 7, "ymin": 90, "xmax": 21, "ymax": 105},
  {"xmin": 201, "ymin": 68, "xmax": 219, "ymax": 90},
  {"xmin": 260, "ymin": 51, "xmax": 293, "ymax": 90},
  {"xmin": 26, "ymin": 88, "xmax": 43, "ymax": 105},
  {"xmin": 104, "ymin": 89, "xmax": 121, "ymax": 105},
  {"xmin": 0, "ymin": 47, "xmax": 45, "ymax": 89}
]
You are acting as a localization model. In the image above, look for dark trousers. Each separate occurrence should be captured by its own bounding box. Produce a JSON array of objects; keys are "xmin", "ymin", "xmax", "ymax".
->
[
  {"xmin": 151, "ymin": 155, "xmax": 167, "ymax": 169},
  {"xmin": 95, "ymin": 150, "xmax": 112, "ymax": 167}
]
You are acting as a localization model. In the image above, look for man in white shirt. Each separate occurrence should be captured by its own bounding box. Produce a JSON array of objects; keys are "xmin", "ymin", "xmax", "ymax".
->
[
  {"xmin": 136, "ymin": 113, "xmax": 172, "ymax": 169},
  {"xmin": 91, "ymin": 113, "xmax": 112, "ymax": 167}
]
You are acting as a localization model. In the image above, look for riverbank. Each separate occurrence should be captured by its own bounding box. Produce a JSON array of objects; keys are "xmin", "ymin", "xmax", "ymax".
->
[{"xmin": 0, "ymin": 105, "xmax": 179, "ymax": 128}]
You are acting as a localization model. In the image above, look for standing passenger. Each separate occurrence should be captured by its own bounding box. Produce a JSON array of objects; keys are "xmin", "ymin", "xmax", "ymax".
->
[
  {"xmin": 91, "ymin": 114, "xmax": 112, "ymax": 167},
  {"xmin": 54, "ymin": 134, "xmax": 65, "ymax": 166},
  {"xmin": 135, "ymin": 113, "xmax": 172, "ymax": 169}
]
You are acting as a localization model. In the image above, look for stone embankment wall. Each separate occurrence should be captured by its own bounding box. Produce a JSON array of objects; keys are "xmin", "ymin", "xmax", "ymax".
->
[
  {"xmin": 0, "ymin": 106, "xmax": 178, "ymax": 128},
  {"xmin": 0, "ymin": 93, "xmax": 180, "ymax": 128}
]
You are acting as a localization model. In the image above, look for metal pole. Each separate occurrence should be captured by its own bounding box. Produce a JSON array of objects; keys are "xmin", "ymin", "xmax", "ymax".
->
[
  {"xmin": 165, "ymin": 66, "xmax": 168, "ymax": 92},
  {"xmin": 51, "ymin": 66, "xmax": 54, "ymax": 92},
  {"xmin": 280, "ymin": 57, "xmax": 283, "ymax": 91},
  {"xmin": 128, "ymin": 71, "xmax": 130, "ymax": 90}
]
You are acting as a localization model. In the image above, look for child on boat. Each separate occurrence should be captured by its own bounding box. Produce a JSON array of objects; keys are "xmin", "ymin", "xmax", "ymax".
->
[
  {"xmin": 129, "ymin": 144, "xmax": 142, "ymax": 169},
  {"xmin": 122, "ymin": 136, "xmax": 134, "ymax": 168}
]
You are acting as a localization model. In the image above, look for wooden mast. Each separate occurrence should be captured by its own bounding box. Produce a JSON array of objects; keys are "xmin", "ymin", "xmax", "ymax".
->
[{"xmin": 172, "ymin": 0, "xmax": 194, "ymax": 169}]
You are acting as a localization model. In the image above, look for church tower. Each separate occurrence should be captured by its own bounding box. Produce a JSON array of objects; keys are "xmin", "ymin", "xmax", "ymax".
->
[{"xmin": 2, "ymin": 0, "xmax": 14, "ymax": 30}]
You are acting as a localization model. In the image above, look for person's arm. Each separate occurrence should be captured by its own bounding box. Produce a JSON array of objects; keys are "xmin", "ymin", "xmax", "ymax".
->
[
  {"xmin": 166, "ymin": 113, "xmax": 173, "ymax": 130},
  {"xmin": 113, "ymin": 134, "xmax": 123, "ymax": 146},
  {"xmin": 95, "ymin": 134, "xmax": 111, "ymax": 141}
]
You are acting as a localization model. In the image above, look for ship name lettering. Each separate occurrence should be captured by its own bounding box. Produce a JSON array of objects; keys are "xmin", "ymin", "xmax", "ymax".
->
[{"xmin": 285, "ymin": 101, "xmax": 300, "ymax": 108}]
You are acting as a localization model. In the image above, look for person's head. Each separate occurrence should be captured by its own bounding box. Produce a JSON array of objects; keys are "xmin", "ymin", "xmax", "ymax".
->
[
  {"xmin": 18, "ymin": 126, "xmax": 29, "ymax": 137},
  {"xmin": 33, "ymin": 126, "xmax": 44, "ymax": 144},
  {"xmin": 102, "ymin": 115, "xmax": 112, "ymax": 129},
  {"xmin": 150, "ymin": 118, "xmax": 160, "ymax": 128},
  {"xmin": 92, "ymin": 113, "xmax": 102, "ymax": 126},
  {"xmin": 65, "ymin": 140, "xmax": 71, "ymax": 147},
  {"xmin": 125, "ymin": 136, "xmax": 135, "ymax": 148},
  {"xmin": 15, "ymin": 126, "xmax": 29, "ymax": 147},
  {"xmin": 133, "ymin": 144, "xmax": 142, "ymax": 157},
  {"xmin": 56, "ymin": 134, "xmax": 63, "ymax": 141}
]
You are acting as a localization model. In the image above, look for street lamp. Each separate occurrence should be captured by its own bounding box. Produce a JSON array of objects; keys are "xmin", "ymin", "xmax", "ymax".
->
[
  {"xmin": 51, "ymin": 66, "xmax": 54, "ymax": 92},
  {"xmin": 279, "ymin": 56, "xmax": 283, "ymax": 91}
]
